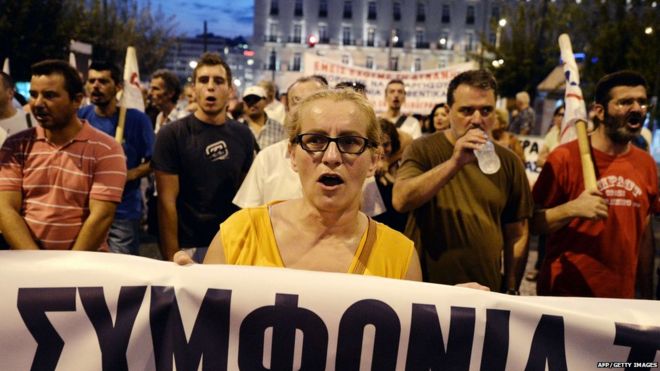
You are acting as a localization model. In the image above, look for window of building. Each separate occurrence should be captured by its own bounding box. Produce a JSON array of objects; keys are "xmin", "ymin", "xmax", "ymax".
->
[
  {"xmin": 491, "ymin": 6, "xmax": 500, "ymax": 21},
  {"xmin": 319, "ymin": 0, "xmax": 328, "ymax": 18},
  {"xmin": 319, "ymin": 24, "xmax": 329, "ymax": 43},
  {"xmin": 441, "ymin": 4, "xmax": 450, "ymax": 23},
  {"xmin": 342, "ymin": 26, "xmax": 352, "ymax": 45},
  {"xmin": 292, "ymin": 24, "xmax": 302, "ymax": 43},
  {"xmin": 390, "ymin": 56, "xmax": 399, "ymax": 71},
  {"xmin": 414, "ymin": 58, "xmax": 422, "ymax": 71},
  {"xmin": 366, "ymin": 56, "xmax": 374, "ymax": 69},
  {"xmin": 416, "ymin": 2, "xmax": 426, "ymax": 22},
  {"xmin": 343, "ymin": 1, "xmax": 353, "ymax": 19},
  {"xmin": 466, "ymin": 5, "xmax": 475, "ymax": 25},
  {"xmin": 367, "ymin": 27, "xmax": 375, "ymax": 46},
  {"xmin": 268, "ymin": 50, "xmax": 277, "ymax": 71},
  {"xmin": 268, "ymin": 23, "xmax": 278, "ymax": 42},
  {"xmin": 489, "ymin": 32, "xmax": 496, "ymax": 45},
  {"xmin": 270, "ymin": 0, "xmax": 279, "ymax": 16},
  {"xmin": 439, "ymin": 31, "xmax": 449, "ymax": 50},
  {"xmin": 438, "ymin": 58, "xmax": 447, "ymax": 68},
  {"xmin": 466, "ymin": 33, "xmax": 474, "ymax": 51},
  {"xmin": 416, "ymin": 29, "xmax": 427, "ymax": 48},
  {"xmin": 393, "ymin": 2, "xmax": 401, "ymax": 21},
  {"xmin": 391, "ymin": 28, "xmax": 402, "ymax": 47},
  {"xmin": 342, "ymin": 55, "xmax": 350, "ymax": 65},
  {"xmin": 292, "ymin": 53, "xmax": 302, "ymax": 71},
  {"xmin": 294, "ymin": 0, "xmax": 303, "ymax": 17},
  {"xmin": 368, "ymin": 1, "xmax": 377, "ymax": 20}
]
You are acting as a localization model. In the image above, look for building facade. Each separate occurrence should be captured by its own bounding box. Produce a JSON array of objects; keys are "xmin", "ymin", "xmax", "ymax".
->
[
  {"xmin": 163, "ymin": 34, "xmax": 257, "ymax": 92},
  {"xmin": 254, "ymin": 0, "xmax": 509, "ymax": 87}
]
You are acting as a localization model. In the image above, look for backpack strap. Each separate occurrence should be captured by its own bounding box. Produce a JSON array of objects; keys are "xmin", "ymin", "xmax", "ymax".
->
[
  {"xmin": 394, "ymin": 115, "xmax": 407, "ymax": 128},
  {"xmin": 351, "ymin": 218, "xmax": 377, "ymax": 275},
  {"xmin": 26, "ymin": 113, "xmax": 33, "ymax": 128}
]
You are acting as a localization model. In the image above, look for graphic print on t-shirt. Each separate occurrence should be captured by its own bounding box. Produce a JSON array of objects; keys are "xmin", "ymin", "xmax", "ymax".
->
[
  {"xmin": 597, "ymin": 175, "xmax": 643, "ymax": 208},
  {"xmin": 206, "ymin": 140, "xmax": 229, "ymax": 161}
]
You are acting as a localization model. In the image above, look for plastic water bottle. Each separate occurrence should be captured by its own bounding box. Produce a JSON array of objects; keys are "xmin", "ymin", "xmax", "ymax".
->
[{"xmin": 474, "ymin": 135, "xmax": 501, "ymax": 174}]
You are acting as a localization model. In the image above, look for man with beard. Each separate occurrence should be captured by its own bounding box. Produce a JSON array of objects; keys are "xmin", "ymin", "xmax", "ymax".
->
[
  {"xmin": 0, "ymin": 60, "xmax": 126, "ymax": 251},
  {"xmin": 532, "ymin": 70, "xmax": 658, "ymax": 298},
  {"xmin": 78, "ymin": 61, "xmax": 155, "ymax": 255},
  {"xmin": 380, "ymin": 79, "xmax": 422, "ymax": 139},
  {"xmin": 242, "ymin": 85, "xmax": 286, "ymax": 150},
  {"xmin": 151, "ymin": 53, "xmax": 254, "ymax": 262}
]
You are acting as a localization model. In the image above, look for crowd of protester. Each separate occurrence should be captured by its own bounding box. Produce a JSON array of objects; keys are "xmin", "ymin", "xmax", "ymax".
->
[{"xmin": 0, "ymin": 52, "xmax": 657, "ymax": 299}]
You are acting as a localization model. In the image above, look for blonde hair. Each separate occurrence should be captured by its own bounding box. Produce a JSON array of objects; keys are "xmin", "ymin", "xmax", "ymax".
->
[
  {"xmin": 495, "ymin": 108, "xmax": 509, "ymax": 129},
  {"xmin": 515, "ymin": 91, "xmax": 530, "ymax": 104},
  {"xmin": 287, "ymin": 89, "xmax": 381, "ymax": 149}
]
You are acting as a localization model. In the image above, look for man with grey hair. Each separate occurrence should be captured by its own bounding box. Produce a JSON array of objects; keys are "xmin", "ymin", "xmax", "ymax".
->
[
  {"xmin": 509, "ymin": 91, "xmax": 535, "ymax": 135},
  {"xmin": 149, "ymin": 69, "xmax": 187, "ymax": 132}
]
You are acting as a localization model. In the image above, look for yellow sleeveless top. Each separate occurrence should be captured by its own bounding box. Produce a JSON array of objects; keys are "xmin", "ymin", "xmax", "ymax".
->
[{"xmin": 220, "ymin": 204, "xmax": 415, "ymax": 279}]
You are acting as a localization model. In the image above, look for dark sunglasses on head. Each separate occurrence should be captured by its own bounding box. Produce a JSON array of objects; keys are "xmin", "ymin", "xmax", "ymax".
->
[
  {"xmin": 243, "ymin": 95, "xmax": 263, "ymax": 106},
  {"xmin": 335, "ymin": 81, "xmax": 366, "ymax": 93}
]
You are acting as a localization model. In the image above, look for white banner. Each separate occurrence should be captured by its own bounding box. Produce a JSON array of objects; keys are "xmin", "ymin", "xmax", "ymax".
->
[
  {"xmin": 122, "ymin": 46, "xmax": 145, "ymax": 112},
  {"xmin": 304, "ymin": 54, "xmax": 475, "ymax": 114},
  {"xmin": 519, "ymin": 135, "xmax": 544, "ymax": 185},
  {"xmin": 1, "ymin": 251, "xmax": 658, "ymax": 370}
]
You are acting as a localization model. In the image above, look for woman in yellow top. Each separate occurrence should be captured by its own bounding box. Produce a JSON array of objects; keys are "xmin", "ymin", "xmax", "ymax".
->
[{"xmin": 176, "ymin": 89, "xmax": 485, "ymax": 288}]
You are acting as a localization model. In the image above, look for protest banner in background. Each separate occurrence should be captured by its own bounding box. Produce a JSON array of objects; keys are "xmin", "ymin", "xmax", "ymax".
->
[
  {"xmin": 1, "ymin": 251, "xmax": 658, "ymax": 370},
  {"xmin": 304, "ymin": 54, "xmax": 475, "ymax": 114},
  {"xmin": 519, "ymin": 135, "xmax": 544, "ymax": 185}
]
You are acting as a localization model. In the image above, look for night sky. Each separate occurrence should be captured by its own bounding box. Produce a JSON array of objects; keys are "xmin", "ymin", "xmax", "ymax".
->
[{"xmin": 147, "ymin": 0, "xmax": 254, "ymax": 38}]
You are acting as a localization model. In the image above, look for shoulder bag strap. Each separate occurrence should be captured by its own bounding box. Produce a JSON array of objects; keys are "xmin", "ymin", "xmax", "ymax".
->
[
  {"xmin": 394, "ymin": 115, "xmax": 407, "ymax": 128},
  {"xmin": 351, "ymin": 218, "xmax": 377, "ymax": 275}
]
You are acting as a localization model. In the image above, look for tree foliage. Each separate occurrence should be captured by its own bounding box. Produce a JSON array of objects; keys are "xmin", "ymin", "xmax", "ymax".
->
[
  {"xmin": 0, "ymin": 0, "xmax": 178, "ymax": 81},
  {"xmin": 482, "ymin": 0, "xmax": 659, "ymax": 104}
]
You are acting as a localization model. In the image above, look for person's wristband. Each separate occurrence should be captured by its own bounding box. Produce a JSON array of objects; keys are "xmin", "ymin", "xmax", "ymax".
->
[{"xmin": 506, "ymin": 289, "xmax": 520, "ymax": 296}]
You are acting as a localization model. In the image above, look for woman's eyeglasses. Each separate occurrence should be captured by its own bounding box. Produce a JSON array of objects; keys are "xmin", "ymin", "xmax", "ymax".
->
[{"xmin": 295, "ymin": 133, "xmax": 376, "ymax": 154}]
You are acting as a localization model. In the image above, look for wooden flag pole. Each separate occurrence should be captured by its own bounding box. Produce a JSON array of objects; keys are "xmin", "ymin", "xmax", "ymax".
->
[
  {"xmin": 115, "ymin": 91, "xmax": 127, "ymax": 143},
  {"xmin": 558, "ymin": 34, "xmax": 597, "ymax": 191}
]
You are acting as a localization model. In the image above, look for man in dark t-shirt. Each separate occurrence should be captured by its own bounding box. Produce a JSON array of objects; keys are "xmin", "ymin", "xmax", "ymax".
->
[{"xmin": 151, "ymin": 53, "xmax": 254, "ymax": 261}]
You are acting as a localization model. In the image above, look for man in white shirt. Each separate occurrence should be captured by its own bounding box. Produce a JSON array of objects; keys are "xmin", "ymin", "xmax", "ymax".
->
[
  {"xmin": 0, "ymin": 72, "xmax": 31, "ymax": 136},
  {"xmin": 234, "ymin": 75, "xmax": 385, "ymax": 216},
  {"xmin": 380, "ymin": 79, "xmax": 422, "ymax": 139}
]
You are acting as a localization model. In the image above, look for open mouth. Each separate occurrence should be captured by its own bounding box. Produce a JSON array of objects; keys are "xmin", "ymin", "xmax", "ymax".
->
[
  {"xmin": 318, "ymin": 174, "xmax": 344, "ymax": 187},
  {"xmin": 33, "ymin": 110, "xmax": 49, "ymax": 121},
  {"xmin": 626, "ymin": 115, "xmax": 643, "ymax": 130},
  {"xmin": 205, "ymin": 96, "xmax": 217, "ymax": 103}
]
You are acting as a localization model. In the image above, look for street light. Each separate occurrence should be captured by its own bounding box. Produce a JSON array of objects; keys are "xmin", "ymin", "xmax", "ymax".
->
[
  {"xmin": 645, "ymin": 26, "xmax": 653, "ymax": 35},
  {"xmin": 188, "ymin": 60, "xmax": 198, "ymax": 69},
  {"xmin": 491, "ymin": 59, "xmax": 504, "ymax": 68},
  {"xmin": 496, "ymin": 18, "xmax": 507, "ymax": 49}
]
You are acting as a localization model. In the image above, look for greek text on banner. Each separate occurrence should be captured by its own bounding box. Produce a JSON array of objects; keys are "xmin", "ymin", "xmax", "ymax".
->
[{"xmin": 1, "ymin": 251, "xmax": 659, "ymax": 370}]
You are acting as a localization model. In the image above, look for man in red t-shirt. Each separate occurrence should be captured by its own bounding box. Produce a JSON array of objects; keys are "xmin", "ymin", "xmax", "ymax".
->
[{"xmin": 532, "ymin": 70, "xmax": 658, "ymax": 298}]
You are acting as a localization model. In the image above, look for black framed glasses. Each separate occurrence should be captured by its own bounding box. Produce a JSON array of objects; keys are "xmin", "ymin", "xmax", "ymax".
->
[{"xmin": 295, "ymin": 133, "xmax": 376, "ymax": 154}]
